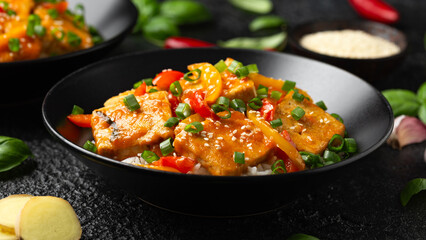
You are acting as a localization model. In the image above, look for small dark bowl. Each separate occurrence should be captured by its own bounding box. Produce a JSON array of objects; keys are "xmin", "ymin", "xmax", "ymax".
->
[
  {"xmin": 288, "ymin": 20, "xmax": 407, "ymax": 84},
  {"xmin": 0, "ymin": 0, "xmax": 137, "ymax": 106},
  {"xmin": 42, "ymin": 48, "xmax": 393, "ymax": 217}
]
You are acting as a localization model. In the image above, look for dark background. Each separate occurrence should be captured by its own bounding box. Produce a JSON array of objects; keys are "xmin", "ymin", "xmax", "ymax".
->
[{"xmin": 1, "ymin": 0, "xmax": 426, "ymax": 239}]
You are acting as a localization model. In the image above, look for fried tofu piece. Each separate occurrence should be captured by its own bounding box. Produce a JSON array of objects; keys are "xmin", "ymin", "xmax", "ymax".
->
[
  {"xmin": 91, "ymin": 91, "xmax": 174, "ymax": 160},
  {"xmin": 274, "ymin": 91, "xmax": 345, "ymax": 155},
  {"xmin": 173, "ymin": 111, "xmax": 275, "ymax": 176}
]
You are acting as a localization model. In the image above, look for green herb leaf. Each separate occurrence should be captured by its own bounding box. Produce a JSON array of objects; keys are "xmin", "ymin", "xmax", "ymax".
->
[
  {"xmin": 249, "ymin": 15, "xmax": 286, "ymax": 32},
  {"xmin": 229, "ymin": 0, "xmax": 272, "ymax": 14},
  {"xmin": 417, "ymin": 82, "xmax": 426, "ymax": 102},
  {"xmin": 0, "ymin": 136, "xmax": 32, "ymax": 172},
  {"xmin": 160, "ymin": 0, "xmax": 211, "ymax": 25},
  {"xmin": 382, "ymin": 89, "xmax": 421, "ymax": 117},
  {"xmin": 418, "ymin": 104, "xmax": 426, "ymax": 124},
  {"xmin": 400, "ymin": 178, "xmax": 426, "ymax": 206},
  {"xmin": 143, "ymin": 16, "xmax": 180, "ymax": 46},
  {"xmin": 132, "ymin": 0, "xmax": 160, "ymax": 33},
  {"xmin": 218, "ymin": 32, "xmax": 287, "ymax": 51},
  {"xmin": 286, "ymin": 233, "xmax": 320, "ymax": 240}
]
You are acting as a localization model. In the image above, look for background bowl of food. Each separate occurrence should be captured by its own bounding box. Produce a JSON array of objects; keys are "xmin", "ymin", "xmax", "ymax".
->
[
  {"xmin": 42, "ymin": 48, "xmax": 393, "ymax": 216},
  {"xmin": 0, "ymin": 0, "xmax": 137, "ymax": 106},
  {"xmin": 288, "ymin": 20, "xmax": 407, "ymax": 84}
]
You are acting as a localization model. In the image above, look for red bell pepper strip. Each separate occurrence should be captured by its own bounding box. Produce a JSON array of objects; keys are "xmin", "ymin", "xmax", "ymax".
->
[
  {"xmin": 259, "ymin": 98, "xmax": 276, "ymax": 122},
  {"xmin": 134, "ymin": 82, "xmax": 146, "ymax": 96},
  {"xmin": 164, "ymin": 36, "xmax": 215, "ymax": 49},
  {"xmin": 184, "ymin": 90, "xmax": 216, "ymax": 119},
  {"xmin": 67, "ymin": 114, "xmax": 92, "ymax": 128},
  {"xmin": 152, "ymin": 156, "xmax": 196, "ymax": 173},
  {"xmin": 42, "ymin": 1, "xmax": 68, "ymax": 14},
  {"xmin": 152, "ymin": 70, "xmax": 184, "ymax": 90},
  {"xmin": 0, "ymin": 7, "xmax": 5, "ymax": 13},
  {"xmin": 275, "ymin": 130, "xmax": 299, "ymax": 173},
  {"xmin": 348, "ymin": 0, "xmax": 399, "ymax": 24},
  {"xmin": 167, "ymin": 91, "xmax": 180, "ymax": 117}
]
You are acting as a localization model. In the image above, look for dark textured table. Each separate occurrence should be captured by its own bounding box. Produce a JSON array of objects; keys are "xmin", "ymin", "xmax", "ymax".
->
[{"xmin": 1, "ymin": 0, "xmax": 426, "ymax": 239}]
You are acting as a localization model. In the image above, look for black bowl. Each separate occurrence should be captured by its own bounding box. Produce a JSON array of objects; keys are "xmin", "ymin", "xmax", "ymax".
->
[
  {"xmin": 42, "ymin": 48, "xmax": 393, "ymax": 217},
  {"xmin": 288, "ymin": 20, "xmax": 407, "ymax": 84},
  {"xmin": 0, "ymin": 0, "xmax": 137, "ymax": 106}
]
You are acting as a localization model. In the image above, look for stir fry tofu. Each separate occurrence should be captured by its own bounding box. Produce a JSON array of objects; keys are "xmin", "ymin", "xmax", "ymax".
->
[
  {"xmin": 274, "ymin": 91, "xmax": 346, "ymax": 155},
  {"xmin": 174, "ymin": 111, "xmax": 275, "ymax": 176},
  {"xmin": 91, "ymin": 91, "xmax": 174, "ymax": 160}
]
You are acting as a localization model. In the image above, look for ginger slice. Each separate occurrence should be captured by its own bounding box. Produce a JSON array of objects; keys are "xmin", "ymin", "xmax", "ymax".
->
[{"xmin": 0, "ymin": 194, "xmax": 33, "ymax": 235}]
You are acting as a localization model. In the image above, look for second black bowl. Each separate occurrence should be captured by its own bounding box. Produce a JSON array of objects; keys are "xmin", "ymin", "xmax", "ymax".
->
[{"xmin": 42, "ymin": 48, "xmax": 393, "ymax": 217}]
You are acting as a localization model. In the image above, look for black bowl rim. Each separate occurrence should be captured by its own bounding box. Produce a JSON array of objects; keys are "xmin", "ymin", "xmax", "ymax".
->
[
  {"xmin": 42, "ymin": 47, "xmax": 394, "ymax": 182},
  {"xmin": 0, "ymin": 0, "xmax": 138, "ymax": 67},
  {"xmin": 288, "ymin": 19, "xmax": 408, "ymax": 63}
]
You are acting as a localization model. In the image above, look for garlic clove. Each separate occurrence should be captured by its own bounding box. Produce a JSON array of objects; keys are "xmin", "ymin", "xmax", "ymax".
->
[{"xmin": 395, "ymin": 116, "xmax": 426, "ymax": 149}]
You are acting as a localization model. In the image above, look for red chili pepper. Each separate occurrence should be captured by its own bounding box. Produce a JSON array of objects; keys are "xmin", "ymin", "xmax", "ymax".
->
[
  {"xmin": 152, "ymin": 70, "xmax": 184, "ymax": 90},
  {"xmin": 275, "ymin": 130, "xmax": 299, "ymax": 173},
  {"xmin": 164, "ymin": 36, "xmax": 215, "ymax": 49},
  {"xmin": 152, "ymin": 156, "xmax": 196, "ymax": 173},
  {"xmin": 134, "ymin": 82, "xmax": 146, "ymax": 96},
  {"xmin": 348, "ymin": 0, "xmax": 399, "ymax": 24},
  {"xmin": 184, "ymin": 90, "xmax": 216, "ymax": 119},
  {"xmin": 67, "ymin": 114, "xmax": 92, "ymax": 128},
  {"xmin": 259, "ymin": 98, "xmax": 276, "ymax": 122}
]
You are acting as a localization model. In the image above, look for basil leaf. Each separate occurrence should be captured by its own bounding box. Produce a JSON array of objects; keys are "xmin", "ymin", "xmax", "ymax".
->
[
  {"xmin": 418, "ymin": 104, "xmax": 426, "ymax": 124},
  {"xmin": 218, "ymin": 32, "xmax": 287, "ymax": 51},
  {"xmin": 132, "ymin": 0, "xmax": 160, "ymax": 33},
  {"xmin": 287, "ymin": 233, "xmax": 320, "ymax": 240},
  {"xmin": 400, "ymin": 178, "xmax": 426, "ymax": 206},
  {"xmin": 229, "ymin": 0, "xmax": 272, "ymax": 14},
  {"xmin": 0, "ymin": 136, "xmax": 32, "ymax": 172},
  {"xmin": 249, "ymin": 15, "xmax": 286, "ymax": 32},
  {"xmin": 382, "ymin": 89, "xmax": 421, "ymax": 117},
  {"xmin": 143, "ymin": 16, "xmax": 180, "ymax": 45},
  {"xmin": 417, "ymin": 81, "xmax": 426, "ymax": 102},
  {"xmin": 160, "ymin": 0, "xmax": 211, "ymax": 25}
]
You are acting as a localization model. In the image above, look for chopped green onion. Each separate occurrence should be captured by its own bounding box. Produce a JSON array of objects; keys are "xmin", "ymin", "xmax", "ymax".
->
[
  {"xmin": 148, "ymin": 88, "xmax": 158, "ymax": 93},
  {"xmin": 123, "ymin": 94, "xmax": 140, "ymax": 111},
  {"xmin": 235, "ymin": 66, "xmax": 249, "ymax": 78},
  {"xmin": 83, "ymin": 140, "xmax": 97, "ymax": 153},
  {"xmin": 142, "ymin": 150, "xmax": 160, "ymax": 163},
  {"xmin": 6, "ymin": 9, "xmax": 16, "ymax": 16},
  {"xmin": 256, "ymin": 87, "xmax": 268, "ymax": 99},
  {"xmin": 184, "ymin": 121, "xmax": 204, "ymax": 133},
  {"xmin": 175, "ymin": 103, "xmax": 191, "ymax": 119},
  {"xmin": 258, "ymin": 84, "xmax": 268, "ymax": 90},
  {"xmin": 270, "ymin": 119, "xmax": 282, "ymax": 128},
  {"xmin": 328, "ymin": 134, "xmax": 344, "ymax": 152},
  {"xmin": 246, "ymin": 64, "xmax": 259, "ymax": 73},
  {"xmin": 344, "ymin": 138, "xmax": 357, "ymax": 153},
  {"xmin": 227, "ymin": 60, "xmax": 243, "ymax": 74},
  {"xmin": 71, "ymin": 105, "xmax": 84, "ymax": 115},
  {"xmin": 230, "ymin": 99, "xmax": 246, "ymax": 113},
  {"xmin": 170, "ymin": 81, "xmax": 183, "ymax": 96},
  {"xmin": 160, "ymin": 138, "xmax": 174, "ymax": 156},
  {"xmin": 331, "ymin": 113, "xmax": 344, "ymax": 123},
  {"xmin": 271, "ymin": 159, "xmax": 286, "ymax": 174},
  {"xmin": 8, "ymin": 38, "xmax": 20, "ymax": 52},
  {"xmin": 292, "ymin": 90, "xmax": 305, "ymax": 102},
  {"xmin": 34, "ymin": 25, "xmax": 46, "ymax": 37},
  {"xmin": 214, "ymin": 60, "xmax": 227, "ymax": 73},
  {"xmin": 248, "ymin": 97, "xmax": 262, "ymax": 110},
  {"xmin": 234, "ymin": 151, "xmax": 245, "ymax": 164},
  {"xmin": 270, "ymin": 91, "xmax": 282, "ymax": 101},
  {"xmin": 47, "ymin": 8, "xmax": 59, "ymax": 18},
  {"xmin": 315, "ymin": 100, "xmax": 327, "ymax": 111},
  {"xmin": 291, "ymin": 106, "xmax": 305, "ymax": 120},
  {"xmin": 143, "ymin": 78, "xmax": 153, "ymax": 86},
  {"xmin": 164, "ymin": 117, "xmax": 180, "ymax": 127},
  {"xmin": 184, "ymin": 69, "xmax": 201, "ymax": 81},
  {"xmin": 67, "ymin": 31, "xmax": 82, "ymax": 47},
  {"xmin": 300, "ymin": 151, "xmax": 322, "ymax": 166},
  {"xmin": 323, "ymin": 149, "xmax": 341, "ymax": 163},
  {"xmin": 282, "ymin": 80, "xmax": 296, "ymax": 91},
  {"xmin": 26, "ymin": 14, "xmax": 41, "ymax": 37},
  {"xmin": 211, "ymin": 104, "xmax": 231, "ymax": 119},
  {"xmin": 216, "ymin": 96, "xmax": 230, "ymax": 107},
  {"xmin": 51, "ymin": 28, "xmax": 65, "ymax": 41}
]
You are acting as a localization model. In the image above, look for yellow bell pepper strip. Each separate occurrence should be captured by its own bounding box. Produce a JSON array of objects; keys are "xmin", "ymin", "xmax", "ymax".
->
[
  {"xmin": 248, "ymin": 73, "xmax": 285, "ymax": 91},
  {"xmin": 247, "ymin": 110, "xmax": 305, "ymax": 170},
  {"xmin": 135, "ymin": 164, "xmax": 181, "ymax": 173},
  {"xmin": 187, "ymin": 63, "xmax": 222, "ymax": 105}
]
